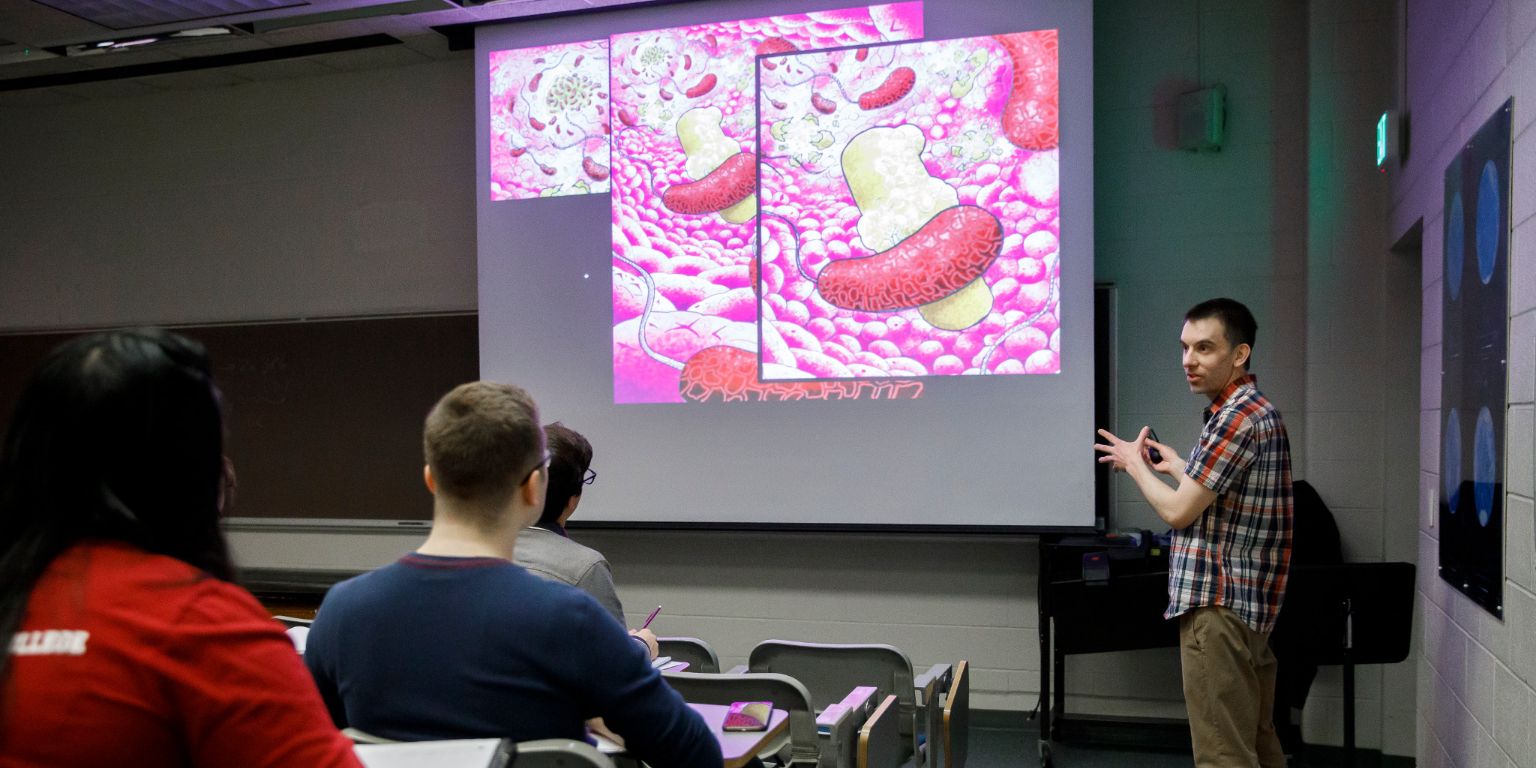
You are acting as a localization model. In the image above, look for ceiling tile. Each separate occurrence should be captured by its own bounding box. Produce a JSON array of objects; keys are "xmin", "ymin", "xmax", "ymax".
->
[
  {"xmin": 0, "ymin": 87, "xmax": 86, "ymax": 107},
  {"xmin": 219, "ymin": 56, "xmax": 337, "ymax": 80},
  {"xmin": 50, "ymin": 77, "xmax": 165, "ymax": 100},
  {"xmin": 141, "ymin": 67, "xmax": 253, "ymax": 89},
  {"xmin": 33, "ymin": 1, "xmax": 309, "ymax": 31},
  {"xmin": 310, "ymin": 42, "xmax": 429, "ymax": 70}
]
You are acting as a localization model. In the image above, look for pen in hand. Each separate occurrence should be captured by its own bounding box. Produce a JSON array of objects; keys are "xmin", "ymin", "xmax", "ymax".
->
[{"xmin": 641, "ymin": 605, "xmax": 662, "ymax": 629}]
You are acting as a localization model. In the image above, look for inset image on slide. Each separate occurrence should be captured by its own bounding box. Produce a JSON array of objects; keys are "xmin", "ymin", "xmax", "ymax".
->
[
  {"xmin": 757, "ymin": 30, "xmax": 1060, "ymax": 381},
  {"xmin": 608, "ymin": 3, "xmax": 924, "ymax": 404},
  {"xmin": 489, "ymin": 39, "xmax": 611, "ymax": 200}
]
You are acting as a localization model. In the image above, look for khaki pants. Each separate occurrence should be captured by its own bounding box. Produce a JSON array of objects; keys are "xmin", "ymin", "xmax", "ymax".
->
[{"xmin": 1179, "ymin": 606, "xmax": 1286, "ymax": 768}]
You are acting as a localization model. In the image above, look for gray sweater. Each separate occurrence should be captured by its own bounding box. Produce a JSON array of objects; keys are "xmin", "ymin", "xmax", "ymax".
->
[{"xmin": 512, "ymin": 526, "xmax": 624, "ymax": 624}]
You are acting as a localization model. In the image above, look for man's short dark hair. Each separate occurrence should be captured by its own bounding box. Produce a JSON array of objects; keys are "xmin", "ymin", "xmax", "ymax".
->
[
  {"xmin": 1185, "ymin": 298, "xmax": 1258, "ymax": 367},
  {"xmin": 423, "ymin": 382, "xmax": 544, "ymax": 517},
  {"xmin": 538, "ymin": 422, "xmax": 593, "ymax": 528}
]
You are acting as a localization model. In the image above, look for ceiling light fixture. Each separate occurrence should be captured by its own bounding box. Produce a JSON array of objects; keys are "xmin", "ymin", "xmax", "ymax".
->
[{"xmin": 49, "ymin": 26, "xmax": 238, "ymax": 57}]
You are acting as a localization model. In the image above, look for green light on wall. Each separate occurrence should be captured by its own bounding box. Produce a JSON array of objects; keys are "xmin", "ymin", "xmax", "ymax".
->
[{"xmin": 1376, "ymin": 112, "xmax": 1389, "ymax": 169}]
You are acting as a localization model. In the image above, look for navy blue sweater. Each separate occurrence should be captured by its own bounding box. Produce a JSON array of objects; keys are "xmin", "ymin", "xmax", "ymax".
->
[{"xmin": 306, "ymin": 553, "xmax": 720, "ymax": 768}]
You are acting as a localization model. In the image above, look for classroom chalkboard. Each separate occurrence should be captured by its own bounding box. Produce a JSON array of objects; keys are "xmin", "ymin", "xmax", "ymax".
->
[{"xmin": 0, "ymin": 315, "xmax": 478, "ymax": 525}]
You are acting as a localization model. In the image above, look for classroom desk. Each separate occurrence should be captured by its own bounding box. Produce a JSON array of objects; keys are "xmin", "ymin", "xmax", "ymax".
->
[{"xmin": 687, "ymin": 702, "xmax": 788, "ymax": 768}]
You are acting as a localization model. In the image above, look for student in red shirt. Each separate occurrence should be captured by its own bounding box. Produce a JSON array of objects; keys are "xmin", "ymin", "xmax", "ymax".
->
[{"xmin": 0, "ymin": 329, "xmax": 360, "ymax": 768}]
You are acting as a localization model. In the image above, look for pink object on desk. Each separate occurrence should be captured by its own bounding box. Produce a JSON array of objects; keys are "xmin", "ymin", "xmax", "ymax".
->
[{"xmin": 686, "ymin": 702, "xmax": 789, "ymax": 768}]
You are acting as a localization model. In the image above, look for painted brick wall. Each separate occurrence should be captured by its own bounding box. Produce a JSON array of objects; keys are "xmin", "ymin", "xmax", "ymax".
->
[{"xmin": 1391, "ymin": 0, "xmax": 1536, "ymax": 765}]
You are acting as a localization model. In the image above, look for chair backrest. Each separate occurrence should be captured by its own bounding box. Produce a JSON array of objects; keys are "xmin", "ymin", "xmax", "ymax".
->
[
  {"xmin": 656, "ymin": 636, "xmax": 721, "ymax": 673},
  {"xmin": 663, "ymin": 670, "xmax": 819, "ymax": 766},
  {"xmin": 514, "ymin": 739, "xmax": 616, "ymax": 768},
  {"xmin": 1281, "ymin": 562, "xmax": 1417, "ymax": 665},
  {"xmin": 857, "ymin": 695, "xmax": 902, "ymax": 768},
  {"xmin": 942, "ymin": 661, "xmax": 968, "ymax": 768},
  {"xmin": 748, "ymin": 641, "xmax": 917, "ymax": 760}
]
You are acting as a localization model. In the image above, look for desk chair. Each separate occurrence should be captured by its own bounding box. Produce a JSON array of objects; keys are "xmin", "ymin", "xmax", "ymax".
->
[
  {"xmin": 816, "ymin": 686, "xmax": 881, "ymax": 768},
  {"xmin": 940, "ymin": 661, "xmax": 968, "ymax": 768},
  {"xmin": 350, "ymin": 735, "xmax": 611, "ymax": 768},
  {"xmin": 857, "ymin": 695, "xmax": 902, "ymax": 768},
  {"xmin": 664, "ymin": 670, "xmax": 818, "ymax": 767},
  {"xmin": 913, "ymin": 662, "xmax": 951, "ymax": 768},
  {"xmin": 515, "ymin": 739, "xmax": 616, "ymax": 768},
  {"xmin": 1281, "ymin": 562, "xmax": 1416, "ymax": 765},
  {"xmin": 657, "ymin": 636, "xmax": 721, "ymax": 673},
  {"xmin": 353, "ymin": 738, "xmax": 511, "ymax": 768},
  {"xmin": 747, "ymin": 640, "xmax": 947, "ymax": 767}
]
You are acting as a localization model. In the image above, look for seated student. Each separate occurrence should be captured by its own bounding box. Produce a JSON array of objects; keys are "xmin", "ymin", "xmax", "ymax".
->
[
  {"xmin": 0, "ymin": 330, "xmax": 359, "ymax": 768},
  {"xmin": 304, "ymin": 382, "xmax": 720, "ymax": 767},
  {"xmin": 513, "ymin": 423, "xmax": 658, "ymax": 657}
]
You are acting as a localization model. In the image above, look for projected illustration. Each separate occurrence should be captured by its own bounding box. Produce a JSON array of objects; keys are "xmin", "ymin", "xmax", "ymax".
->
[
  {"xmin": 757, "ymin": 31, "xmax": 1060, "ymax": 380},
  {"xmin": 609, "ymin": 3, "xmax": 925, "ymax": 403},
  {"xmin": 490, "ymin": 40, "xmax": 611, "ymax": 200}
]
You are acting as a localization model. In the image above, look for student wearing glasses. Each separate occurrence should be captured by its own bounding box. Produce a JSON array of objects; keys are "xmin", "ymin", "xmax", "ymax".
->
[
  {"xmin": 513, "ymin": 423, "xmax": 657, "ymax": 655},
  {"xmin": 304, "ymin": 383, "xmax": 717, "ymax": 767}
]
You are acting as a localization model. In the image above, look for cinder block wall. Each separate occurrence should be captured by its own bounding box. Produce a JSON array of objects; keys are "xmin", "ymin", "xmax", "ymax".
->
[
  {"xmin": 1090, "ymin": 0, "xmax": 1312, "ymax": 724},
  {"xmin": 1390, "ymin": 0, "xmax": 1536, "ymax": 765}
]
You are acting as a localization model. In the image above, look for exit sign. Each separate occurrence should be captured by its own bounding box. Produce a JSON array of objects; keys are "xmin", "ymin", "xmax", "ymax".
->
[
  {"xmin": 1376, "ymin": 112, "xmax": 1389, "ymax": 169},
  {"xmin": 1376, "ymin": 110, "xmax": 1400, "ymax": 172}
]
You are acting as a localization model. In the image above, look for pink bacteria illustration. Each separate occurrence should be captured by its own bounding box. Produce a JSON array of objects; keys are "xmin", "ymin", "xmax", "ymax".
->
[
  {"xmin": 685, "ymin": 73, "xmax": 718, "ymax": 98},
  {"xmin": 994, "ymin": 30, "xmax": 1059, "ymax": 150},
  {"xmin": 817, "ymin": 206, "xmax": 1003, "ymax": 311},
  {"xmin": 661, "ymin": 152, "xmax": 757, "ymax": 215},
  {"xmin": 857, "ymin": 66, "xmax": 916, "ymax": 109}
]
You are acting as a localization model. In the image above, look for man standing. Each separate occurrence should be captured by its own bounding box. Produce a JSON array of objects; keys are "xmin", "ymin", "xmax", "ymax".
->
[
  {"xmin": 305, "ymin": 382, "xmax": 719, "ymax": 768},
  {"xmin": 1095, "ymin": 298, "xmax": 1292, "ymax": 768}
]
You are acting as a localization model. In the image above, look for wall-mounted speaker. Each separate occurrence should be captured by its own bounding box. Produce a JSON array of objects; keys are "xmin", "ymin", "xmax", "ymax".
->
[{"xmin": 1177, "ymin": 84, "xmax": 1226, "ymax": 152}]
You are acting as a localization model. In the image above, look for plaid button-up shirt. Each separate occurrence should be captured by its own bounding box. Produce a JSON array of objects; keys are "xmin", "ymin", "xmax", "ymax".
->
[{"xmin": 1165, "ymin": 374, "xmax": 1294, "ymax": 634}]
